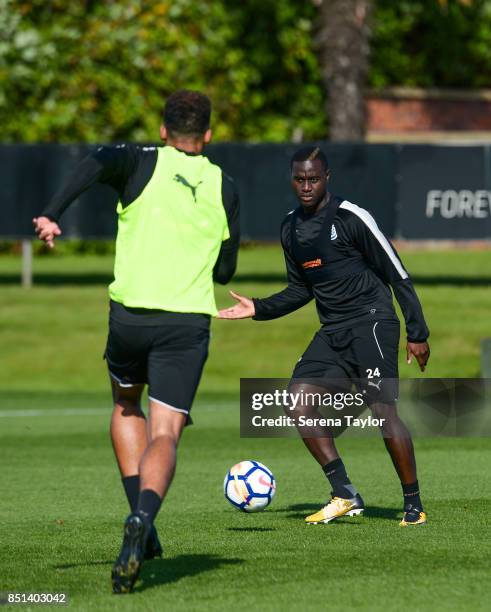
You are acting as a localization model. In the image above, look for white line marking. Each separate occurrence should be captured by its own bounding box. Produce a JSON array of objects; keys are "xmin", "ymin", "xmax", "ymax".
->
[
  {"xmin": 0, "ymin": 403, "xmax": 227, "ymax": 418},
  {"xmin": 372, "ymin": 322, "xmax": 384, "ymax": 360}
]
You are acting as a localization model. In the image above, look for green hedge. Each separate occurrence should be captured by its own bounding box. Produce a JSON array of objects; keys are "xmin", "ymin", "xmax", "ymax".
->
[{"xmin": 0, "ymin": 239, "xmax": 115, "ymax": 256}]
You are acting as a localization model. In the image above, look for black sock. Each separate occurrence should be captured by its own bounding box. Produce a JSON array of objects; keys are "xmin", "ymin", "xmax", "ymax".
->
[
  {"xmin": 122, "ymin": 475, "xmax": 140, "ymax": 513},
  {"xmin": 136, "ymin": 489, "xmax": 163, "ymax": 525},
  {"xmin": 402, "ymin": 480, "xmax": 423, "ymax": 510},
  {"xmin": 322, "ymin": 458, "xmax": 358, "ymax": 499}
]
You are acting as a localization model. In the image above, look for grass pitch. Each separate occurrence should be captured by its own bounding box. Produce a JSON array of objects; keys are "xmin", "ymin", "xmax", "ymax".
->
[
  {"xmin": 1, "ymin": 394, "xmax": 490, "ymax": 611},
  {"xmin": 0, "ymin": 246, "xmax": 490, "ymax": 610},
  {"xmin": 0, "ymin": 247, "xmax": 490, "ymax": 394}
]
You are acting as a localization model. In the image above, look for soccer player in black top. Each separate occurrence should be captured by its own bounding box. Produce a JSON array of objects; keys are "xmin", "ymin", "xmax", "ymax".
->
[{"xmin": 219, "ymin": 146, "xmax": 430, "ymax": 527}]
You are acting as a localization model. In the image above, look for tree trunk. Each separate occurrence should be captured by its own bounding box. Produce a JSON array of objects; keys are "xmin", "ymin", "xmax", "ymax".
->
[{"xmin": 316, "ymin": 0, "xmax": 373, "ymax": 141}]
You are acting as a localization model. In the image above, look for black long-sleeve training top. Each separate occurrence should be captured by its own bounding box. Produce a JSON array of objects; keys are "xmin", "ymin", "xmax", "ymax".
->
[
  {"xmin": 42, "ymin": 144, "xmax": 240, "ymax": 285},
  {"xmin": 253, "ymin": 197, "xmax": 429, "ymax": 343}
]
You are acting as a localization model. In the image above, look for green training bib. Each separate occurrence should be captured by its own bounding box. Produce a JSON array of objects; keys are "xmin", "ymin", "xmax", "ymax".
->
[{"xmin": 109, "ymin": 146, "xmax": 229, "ymax": 316}]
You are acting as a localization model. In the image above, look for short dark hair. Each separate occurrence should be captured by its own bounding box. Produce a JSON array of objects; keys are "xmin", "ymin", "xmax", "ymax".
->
[
  {"xmin": 163, "ymin": 90, "xmax": 211, "ymax": 136},
  {"xmin": 291, "ymin": 146, "xmax": 329, "ymax": 171}
]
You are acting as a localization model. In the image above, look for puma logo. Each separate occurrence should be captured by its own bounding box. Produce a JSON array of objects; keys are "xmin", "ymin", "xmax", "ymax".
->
[
  {"xmin": 174, "ymin": 174, "xmax": 203, "ymax": 202},
  {"xmin": 367, "ymin": 379, "xmax": 382, "ymax": 391}
]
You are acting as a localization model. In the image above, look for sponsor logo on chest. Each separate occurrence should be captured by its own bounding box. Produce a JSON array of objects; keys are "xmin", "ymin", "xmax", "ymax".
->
[
  {"xmin": 300, "ymin": 224, "xmax": 337, "ymax": 269},
  {"xmin": 302, "ymin": 258, "xmax": 322, "ymax": 270}
]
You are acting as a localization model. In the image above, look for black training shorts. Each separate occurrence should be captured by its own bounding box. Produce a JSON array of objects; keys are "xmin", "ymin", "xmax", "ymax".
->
[
  {"xmin": 291, "ymin": 319, "xmax": 400, "ymax": 404},
  {"xmin": 105, "ymin": 314, "xmax": 209, "ymax": 421}
]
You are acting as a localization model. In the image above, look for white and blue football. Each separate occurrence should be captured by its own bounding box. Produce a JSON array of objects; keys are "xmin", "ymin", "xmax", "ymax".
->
[{"xmin": 224, "ymin": 460, "xmax": 276, "ymax": 512}]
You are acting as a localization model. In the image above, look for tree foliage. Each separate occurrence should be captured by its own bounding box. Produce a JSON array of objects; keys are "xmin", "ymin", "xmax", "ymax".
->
[
  {"xmin": 1, "ymin": 0, "xmax": 491, "ymax": 143},
  {"xmin": 0, "ymin": 0, "xmax": 324, "ymax": 143},
  {"xmin": 371, "ymin": 0, "xmax": 491, "ymax": 88}
]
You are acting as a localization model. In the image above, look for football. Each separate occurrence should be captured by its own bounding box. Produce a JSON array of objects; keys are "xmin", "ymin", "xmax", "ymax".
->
[{"xmin": 223, "ymin": 460, "xmax": 276, "ymax": 512}]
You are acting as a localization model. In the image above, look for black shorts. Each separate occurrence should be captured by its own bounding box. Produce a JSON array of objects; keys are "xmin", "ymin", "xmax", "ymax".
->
[
  {"xmin": 105, "ymin": 318, "xmax": 209, "ymax": 421},
  {"xmin": 291, "ymin": 320, "xmax": 400, "ymax": 405}
]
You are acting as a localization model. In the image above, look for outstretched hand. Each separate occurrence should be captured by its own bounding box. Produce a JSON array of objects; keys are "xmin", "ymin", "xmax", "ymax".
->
[
  {"xmin": 33, "ymin": 216, "xmax": 62, "ymax": 248},
  {"xmin": 217, "ymin": 291, "xmax": 255, "ymax": 320},
  {"xmin": 406, "ymin": 341, "xmax": 430, "ymax": 372}
]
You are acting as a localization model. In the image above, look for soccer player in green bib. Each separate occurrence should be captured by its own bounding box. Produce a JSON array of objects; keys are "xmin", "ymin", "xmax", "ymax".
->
[{"xmin": 33, "ymin": 91, "xmax": 240, "ymax": 593}]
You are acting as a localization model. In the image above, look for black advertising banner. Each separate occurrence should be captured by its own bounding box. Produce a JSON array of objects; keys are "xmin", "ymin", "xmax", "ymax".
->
[
  {"xmin": 208, "ymin": 142, "xmax": 398, "ymax": 240},
  {"xmin": 0, "ymin": 144, "xmax": 117, "ymax": 238},
  {"xmin": 323, "ymin": 142, "xmax": 398, "ymax": 237},
  {"xmin": 0, "ymin": 142, "xmax": 397, "ymax": 239},
  {"xmin": 398, "ymin": 145, "xmax": 491, "ymax": 240},
  {"xmin": 208, "ymin": 142, "xmax": 294, "ymax": 241},
  {"xmin": 1, "ymin": 142, "xmax": 491, "ymax": 240},
  {"xmin": 0, "ymin": 144, "xmax": 70, "ymax": 238}
]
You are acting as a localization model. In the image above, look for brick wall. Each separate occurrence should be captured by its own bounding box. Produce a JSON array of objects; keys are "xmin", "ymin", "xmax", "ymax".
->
[{"xmin": 366, "ymin": 87, "xmax": 491, "ymax": 134}]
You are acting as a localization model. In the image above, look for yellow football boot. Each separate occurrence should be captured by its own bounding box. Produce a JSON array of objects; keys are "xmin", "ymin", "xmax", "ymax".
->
[
  {"xmin": 400, "ymin": 506, "xmax": 427, "ymax": 527},
  {"xmin": 305, "ymin": 494, "xmax": 365, "ymax": 525}
]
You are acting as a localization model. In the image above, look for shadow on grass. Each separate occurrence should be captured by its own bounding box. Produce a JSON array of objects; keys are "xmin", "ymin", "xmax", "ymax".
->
[
  {"xmin": 270, "ymin": 503, "xmax": 400, "ymax": 522},
  {"xmin": 272, "ymin": 503, "xmax": 323, "ymax": 513},
  {"xmin": 54, "ymin": 554, "xmax": 244, "ymax": 592},
  {"xmin": 136, "ymin": 554, "xmax": 244, "ymax": 591},
  {"xmin": 54, "ymin": 560, "xmax": 113, "ymax": 569},
  {"xmin": 363, "ymin": 506, "xmax": 400, "ymax": 520},
  {"xmin": 1, "ymin": 272, "xmax": 491, "ymax": 287},
  {"xmin": 227, "ymin": 527, "xmax": 275, "ymax": 532}
]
